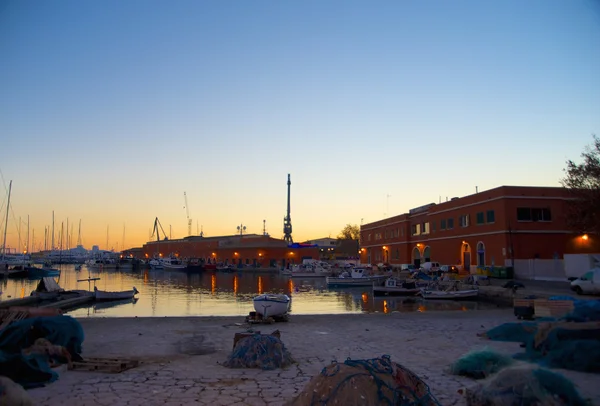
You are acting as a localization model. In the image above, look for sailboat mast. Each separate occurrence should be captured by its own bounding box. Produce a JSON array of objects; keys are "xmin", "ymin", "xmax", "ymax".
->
[
  {"xmin": 1, "ymin": 180, "xmax": 12, "ymax": 259},
  {"xmin": 77, "ymin": 219, "xmax": 82, "ymax": 247},
  {"xmin": 27, "ymin": 215, "xmax": 30, "ymax": 254},
  {"xmin": 51, "ymin": 211, "xmax": 55, "ymax": 251},
  {"xmin": 106, "ymin": 225, "xmax": 109, "ymax": 251},
  {"xmin": 122, "ymin": 224, "xmax": 125, "ymax": 252}
]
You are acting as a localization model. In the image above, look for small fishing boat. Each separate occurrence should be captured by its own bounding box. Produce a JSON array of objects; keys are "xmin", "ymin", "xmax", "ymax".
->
[
  {"xmin": 373, "ymin": 278, "xmax": 422, "ymax": 297},
  {"xmin": 26, "ymin": 263, "xmax": 61, "ymax": 277},
  {"xmin": 326, "ymin": 267, "xmax": 388, "ymax": 287},
  {"xmin": 253, "ymin": 294, "xmax": 291, "ymax": 318},
  {"xmin": 94, "ymin": 286, "xmax": 139, "ymax": 301},
  {"xmin": 421, "ymin": 289, "xmax": 479, "ymax": 300},
  {"xmin": 161, "ymin": 256, "xmax": 186, "ymax": 270}
]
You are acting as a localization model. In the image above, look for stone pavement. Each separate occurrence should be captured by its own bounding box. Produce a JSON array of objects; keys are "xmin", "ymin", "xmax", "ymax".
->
[{"xmin": 28, "ymin": 311, "xmax": 599, "ymax": 406}]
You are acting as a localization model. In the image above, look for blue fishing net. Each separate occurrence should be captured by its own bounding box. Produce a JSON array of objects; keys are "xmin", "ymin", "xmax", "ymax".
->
[
  {"xmin": 449, "ymin": 348, "xmax": 515, "ymax": 379},
  {"xmin": 0, "ymin": 315, "xmax": 84, "ymax": 388},
  {"xmin": 222, "ymin": 334, "xmax": 294, "ymax": 370}
]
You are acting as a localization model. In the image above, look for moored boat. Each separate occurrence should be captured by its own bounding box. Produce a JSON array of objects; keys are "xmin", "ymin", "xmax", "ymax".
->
[
  {"xmin": 421, "ymin": 289, "xmax": 479, "ymax": 300},
  {"xmin": 326, "ymin": 267, "xmax": 388, "ymax": 287},
  {"xmin": 161, "ymin": 256, "xmax": 186, "ymax": 270},
  {"xmin": 94, "ymin": 286, "xmax": 139, "ymax": 301},
  {"xmin": 253, "ymin": 294, "xmax": 291, "ymax": 318},
  {"xmin": 373, "ymin": 278, "xmax": 422, "ymax": 297}
]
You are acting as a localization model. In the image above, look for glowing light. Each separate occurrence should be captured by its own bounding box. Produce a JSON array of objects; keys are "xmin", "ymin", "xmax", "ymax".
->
[
  {"xmin": 383, "ymin": 300, "xmax": 389, "ymax": 314},
  {"xmin": 233, "ymin": 275, "xmax": 238, "ymax": 295},
  {"xmin": 417, "ymin": 305, "xmax": 426, "ymax": 312},
  {"xmin": 234, "ymin": 252, "xmax": 238, "ymax": 256},
  {"xmin": 257, "ymin": 276, "xmax": 263, "ymax": 294},
  {"xmin": 582, "ymin": 234, "xmax": 589, "ymax": 240},
  {"xmin": 211, "ymin": 274, "xmax": 216, "ymax": 294},
  {"xmin": 259, "ymin": 253, "xmax": 262, "ymax": 257},
  {"xmin": 212, "ymin": 252, "xmax": 216, "ymax": 256},
  {"xmin": 288, "ymin": 278, "xmax": 294, "ymax": 294},
  {"xmin": 361, "ymin": 293, "xmax": 368, "ymax": 304},
  {"xmin": 416, "ymin": 243, "xmax": 421, "ymax": 247},
  {"xmin": 382, "ymin": 246, "xmax": 387, "ymax": 250}
]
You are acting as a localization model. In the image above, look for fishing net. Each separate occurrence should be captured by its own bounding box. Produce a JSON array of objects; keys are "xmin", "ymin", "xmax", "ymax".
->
[
  {"xmin": 287, "ymin": 355, "xmax": 441, "ymax": 406},
  {"xmin": 222, "ymin": 333, "xmax": 294, "ymax": 370},
  {"xmin": 449, "ymin": 347, "xmax": 514, "ymax": 379},
  {"xmin": 463, "ymin": 364, "xmax": 587, "ymax": 406}
]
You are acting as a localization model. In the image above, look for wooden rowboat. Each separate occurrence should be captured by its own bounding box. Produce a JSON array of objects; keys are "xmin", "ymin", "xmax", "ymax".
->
[{"xmin": 94, "ymin": 286, "xmax": 139, "ymax": 301}]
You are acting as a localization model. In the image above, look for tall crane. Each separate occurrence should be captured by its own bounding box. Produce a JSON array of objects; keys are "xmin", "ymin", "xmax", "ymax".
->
[{"xmin": 183, "ymin": 192, "xmax": 192, "ymax": 236}]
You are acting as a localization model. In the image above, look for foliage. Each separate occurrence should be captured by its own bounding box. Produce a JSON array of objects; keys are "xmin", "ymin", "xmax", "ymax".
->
[
  {"xmin": 561, "ymin": 135, "xmax": 600, "ymax": 234},
  {"xmin": 337, "ymin": 224, "xmax": 360, "ymax": 240}
]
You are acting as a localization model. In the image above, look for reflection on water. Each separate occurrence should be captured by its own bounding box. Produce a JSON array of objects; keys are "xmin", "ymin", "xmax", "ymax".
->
[{"xmin": 0, "ymin": 265, "xmax": 499, "ymax": 318}]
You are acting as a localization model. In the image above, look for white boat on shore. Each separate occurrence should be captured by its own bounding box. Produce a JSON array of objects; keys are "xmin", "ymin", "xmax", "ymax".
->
[
  {"xmin": 421, "ymin": 289, "xmax": 479, "ymax": 300},
  {"xmin": 326, "ymin": 267, "xmax": 388, "ymax": 287},
  {"xmin": 94, "ymin": 286, "xmax": 139, "ymax": 301},
  {"xmin": 253, "ymin": 294, "xmax": 291, "ymax": 318}
]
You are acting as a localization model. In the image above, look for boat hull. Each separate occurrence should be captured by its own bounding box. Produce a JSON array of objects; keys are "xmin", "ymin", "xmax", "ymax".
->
[
  {"xmin": 421, "ymin": 289, "xmax": 479, "ymax": 300},
  {"xmin": 253, "ymin": 294, "xmax": 291, "ymax": 317},
  {"xmin": 326, "ymin": 275, "xmax": 387, "ymax": 287},
  {"xmin": 95, "ymin": 287, "xmax": 139, "ymax": 301},
  {"xmin": 373, "ymin": 287, "xmax": 422, "ymax": 297}
]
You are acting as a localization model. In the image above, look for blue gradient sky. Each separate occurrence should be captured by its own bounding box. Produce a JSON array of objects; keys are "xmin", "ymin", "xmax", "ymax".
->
[{"xmin": 1, "ymin": 0, "xmax": 599, "ymax": 252}]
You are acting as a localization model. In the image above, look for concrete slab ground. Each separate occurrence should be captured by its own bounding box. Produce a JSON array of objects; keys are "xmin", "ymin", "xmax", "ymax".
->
[{"xmin": 29, "ymin": 310, "xmax": 599, "ymax": 406}]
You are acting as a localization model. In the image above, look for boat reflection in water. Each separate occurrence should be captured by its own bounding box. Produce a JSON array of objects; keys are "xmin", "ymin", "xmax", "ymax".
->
[{"xmin": 0, "ymin": 265, "xmax": 500, "ymax": 318}]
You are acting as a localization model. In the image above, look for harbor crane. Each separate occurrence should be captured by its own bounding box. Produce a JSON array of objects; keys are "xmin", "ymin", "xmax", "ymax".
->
[
  {"xmin": 151, "ymin": 217, "xmax": 168, "ymax": 242},
  {"xmin": 184, "ymin": 192, "xmax": 192, "ymax": 236}
]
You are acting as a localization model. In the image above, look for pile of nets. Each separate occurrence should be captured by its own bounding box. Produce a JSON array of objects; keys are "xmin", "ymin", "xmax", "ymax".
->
[
  {"xmin": 449, "ymin": 348, "xmax": 515, "ymax": 379},
  {"xmin": 481, "ymin": 320, "xmax": 600, "ymax": 372},
  {"xmin": 287, "ymin": 355, "xmax": 441, "ymax": 406},
  {"xmin": 222, "ymin": 333, "xmax": 294, "ymax": 370},
  {"xmin": 462, "ymin": 364, "xmax": 587, "ymax": 406},
  {"xmin": 0, "ymin": 315, "xmax": 84, "ymax": 388}
]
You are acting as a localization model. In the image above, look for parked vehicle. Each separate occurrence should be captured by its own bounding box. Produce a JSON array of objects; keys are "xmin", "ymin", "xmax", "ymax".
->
[
  {"xmin": 421, "ymin": 262, "xmax": 441, "ymax": 272},
  {"xmin": 570, "ymin": 268, "xmax": 600, "ymax": 295}
]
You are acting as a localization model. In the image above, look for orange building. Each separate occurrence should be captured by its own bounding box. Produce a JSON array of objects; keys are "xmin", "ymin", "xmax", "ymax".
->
[
  {"xmin": 133, "ymin": 234, "xmax": 319, "ymax": 269},
  {"xmin": 359, "ymin": 186, "xmax": 600, "ymax": 280}
]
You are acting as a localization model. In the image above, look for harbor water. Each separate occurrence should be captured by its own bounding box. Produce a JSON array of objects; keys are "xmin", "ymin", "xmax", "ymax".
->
[{"xmin": 0, "ymin": 265, "xmax": 498, "ymax": 317}]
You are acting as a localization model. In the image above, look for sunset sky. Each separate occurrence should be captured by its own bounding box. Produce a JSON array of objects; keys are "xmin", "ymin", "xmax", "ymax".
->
[{"xmin": 1, "ymin": 0, "xmax": 599, "ymax": 253}]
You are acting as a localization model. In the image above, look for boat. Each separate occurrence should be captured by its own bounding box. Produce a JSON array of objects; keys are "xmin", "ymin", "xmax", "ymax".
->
[
  {"xmin": 26, "ymin": 263, "xmax": 61, "ymax": 277},
  {"xmin": 326, "ymin": 267, "xmax": 388, "ymax": 287},
  {"xmin": 148, "ymin": 258, "xmax": 164, "ymax": 270},
  {"xmin": 30, "ymin": 276, "xmax": 64, "ymax": 299},
  {"xmin": 373, "ymin": 278, "xmax": 422, "ymax": 297},
  {"xmin": 420, "ymin": 289, "xmax": 479, "ymax": 300},
  {"xmin": 253, "ymin": 294, "xmax": 291, "ymax": 318},
  {"xmin": 283, "ymin": 263, "xmax": 332, "ymax": 278},
  {"xmin": 185, "ymin": 258, "xmax": 205, "ymax": 272},
  {"xmin": 161, "ymin": 256, "xmax": 186, "ymax": 270},
  {"xmin": 85, "ymin": 258, "xmax": 118, "ymax": 270},
  {"xmin": 94, "ymin": 286, "xmax": 139, "ymax": 301}
]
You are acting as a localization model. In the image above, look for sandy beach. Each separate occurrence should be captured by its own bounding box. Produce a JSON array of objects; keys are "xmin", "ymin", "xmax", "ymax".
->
[{"xmin": 28, "ymin": 309, "xmax": 599, "ymax": 406}]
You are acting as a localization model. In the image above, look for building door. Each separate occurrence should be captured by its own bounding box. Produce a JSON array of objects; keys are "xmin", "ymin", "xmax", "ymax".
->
[
  {"xmin": 412, "ymin": 247, "xmax": 421, "ymax": 268},
  {"xmin": 423, "ymin": 246, "xmax": 431, "ymax": 262},
  {"xmin": 477, "ymin": 242, "xmax": 485, "ymax": 268}
]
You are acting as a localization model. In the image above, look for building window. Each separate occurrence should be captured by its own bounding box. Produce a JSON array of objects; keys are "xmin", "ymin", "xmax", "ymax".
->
[
  {"xmin": 411, "ymin": 224, "xmax": 421, "ymax": 236},
  {"xmin": 440, "ymin": 219, "xmax": 447, "ymax": 230},
  {"xmin": 422, "ymin": 222, "xmax": 430, "ymax": 234},
  {"xmin": 447, "ymin": 218, "xmax": 454, "ymax": 229},
  {"xmin": 459, "ymin": 215, "xmax": 469, "ymax": 227},
  {"xmin": 476, "ymin": 212, "xmax": 485, "ymax": 225},
  {"xmin": 401, "ymin": 227, "xmax": 404, "ymax": 237},
  {"xmin": 486, "ymin": 210, "xmax": 495, "ymax": 223},
  {"xmin": 431, "ymin": 221, "xmax": 436, "ymax": 232},
  {"xmin": 517, "ymin": 207, "xmax": 552, "ymax": 222}
]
